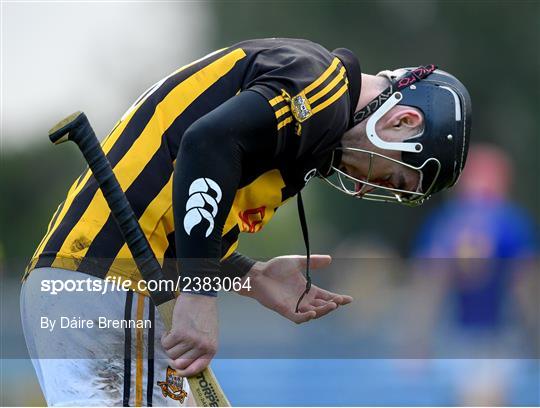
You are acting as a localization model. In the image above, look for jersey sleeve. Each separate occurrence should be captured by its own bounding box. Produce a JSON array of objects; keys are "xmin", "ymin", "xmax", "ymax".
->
[
  {"xmin": 244, "ymin": 40, "xmax": 351, "ymax": 158},
  {"xmin": 220, "ymin": 251, "xmax": 257, "ymax": 278},
  {"xmin": 173, "ymin": 90, "xmax": 277, "ymax": 295}
]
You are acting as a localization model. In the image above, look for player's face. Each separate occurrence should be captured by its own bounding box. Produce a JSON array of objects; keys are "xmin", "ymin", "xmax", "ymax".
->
[
  {"xmin": 339, "ymin": 149, "xmax": 422, "ymax": 197},
  {"xmin": 339, "ymin": 112, "xmax": 423, "ymax": 198}
]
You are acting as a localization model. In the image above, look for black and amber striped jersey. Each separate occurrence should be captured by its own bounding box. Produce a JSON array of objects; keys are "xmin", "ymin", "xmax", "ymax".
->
[{"xmin": 26, "ymin": 38, "xmax": 361, "ymax": 290}]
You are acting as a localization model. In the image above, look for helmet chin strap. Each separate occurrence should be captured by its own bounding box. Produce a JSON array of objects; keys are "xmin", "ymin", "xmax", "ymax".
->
[{"xmin": 365, "ymin": 92, "xmax": 423, "ymax": 153}]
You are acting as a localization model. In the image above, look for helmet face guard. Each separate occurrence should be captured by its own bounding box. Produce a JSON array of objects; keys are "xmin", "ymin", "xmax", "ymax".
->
[
  {"xmin": 322, "ymin": 147, "xmax": 441, "ymax": 206},
  {"xmin": 321, "ymin": 65, "xmax": 471, "ymax": 206}
]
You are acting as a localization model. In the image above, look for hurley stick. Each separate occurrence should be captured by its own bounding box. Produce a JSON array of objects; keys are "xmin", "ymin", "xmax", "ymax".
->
[{"xmin": 48, "ymin": 111, "xmax": 230, "ymax": 407}]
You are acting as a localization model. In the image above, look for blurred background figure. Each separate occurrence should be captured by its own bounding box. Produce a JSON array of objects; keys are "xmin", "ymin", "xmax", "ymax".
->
[{"xmin": 405, "ymin": 143, "xmax": 539, "ymax": 406}]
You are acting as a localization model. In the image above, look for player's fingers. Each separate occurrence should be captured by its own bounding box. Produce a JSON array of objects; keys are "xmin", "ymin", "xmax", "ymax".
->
[
  {"xmin": 165, "ymin": 343, "xmax": 198, "ymax": 360},
  {"xmin": 314, "ymin": 289, "xmax": 338, "ymax": 302},
  {"xmin": 161, "ymin": 332, "xmax": 175, "ymax": 350},
  {"xmin": 296, "ymin": 254, "xmax": 332, "ymax": 269},
  {"xmin": 161, "ymin": 330, "xmax": 195, "ymax": 354},
  {"xmin": 301, "ymin": 301, "xmax": 337, "ymax": 318},
  {"xmin": 161, "ymin": 330, "xmax": 183, "ymax": 349},
  {"xmin": 305, "ymin": 298, "xmax": 339, "ymax": 310},
  {"xmin": 310, "ymin": 254, "xmax": 332, "ymax": 269},
  {"xmin": 316, "ymin": 289, "xmax": 353, "ymax": 305},
  {"xmin": 175, "ymin": 355, "xmax": 212, "ymax": 377},
  {"xmin": 163, "ymin": 340, "xmax": 192, "ymax": 360},
  {"xmin": 308, "ymin": 298, "xmax": 329, "ymax": 307},
  {"xmin": 336, "ymin": 294, "xmax": 354, "ymax": 305},
  {"xmin": 325, "ymin": 293, "xmax": 353, "ymax": 305},
  {"xmin": 288, "ymin": 310, "xmax": 316, "ymax": 324},
  {"xmin": 169, "ymin": 357, "xmax": 195, "ymax": 371},
  {"xmin": 170, "ymin": 348, "xmax": 204, "ymax": 371}
]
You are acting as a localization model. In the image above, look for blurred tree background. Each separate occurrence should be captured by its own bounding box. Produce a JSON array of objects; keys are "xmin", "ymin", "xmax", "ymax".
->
[{"xmin": 1, "ymin": 1, "xmax": 538, "ymax": 273}]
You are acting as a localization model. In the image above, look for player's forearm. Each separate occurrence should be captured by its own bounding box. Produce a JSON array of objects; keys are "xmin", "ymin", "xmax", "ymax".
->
[{"xmin": 173, "ymin": 120, "xmax": 241, "ymax": 288}]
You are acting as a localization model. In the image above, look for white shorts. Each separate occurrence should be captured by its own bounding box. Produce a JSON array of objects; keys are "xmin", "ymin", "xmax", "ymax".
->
[{"xmin": 21, "ymin": 267, "xmax": 191, "ymax": 407}]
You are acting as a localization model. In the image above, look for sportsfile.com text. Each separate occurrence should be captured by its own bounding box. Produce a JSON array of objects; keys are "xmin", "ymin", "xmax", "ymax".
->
[{"xmin": 40, "ymin": 276, "xmax": 251, "ymax": 295}]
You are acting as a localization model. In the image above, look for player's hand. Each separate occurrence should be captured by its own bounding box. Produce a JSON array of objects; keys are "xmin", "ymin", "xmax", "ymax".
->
[
  {"xmin": 161, "ymin": 293, "xmax": 218, "ymax": 376},
  {"xmin": 239, "ymin": 255, "xmax": 353, "ymax": 324}
]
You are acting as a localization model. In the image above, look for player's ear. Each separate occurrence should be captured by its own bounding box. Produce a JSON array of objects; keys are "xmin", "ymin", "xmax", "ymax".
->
[{"xmin": 383, "ymin": 106, "xmax": 423, "ymax": 131}]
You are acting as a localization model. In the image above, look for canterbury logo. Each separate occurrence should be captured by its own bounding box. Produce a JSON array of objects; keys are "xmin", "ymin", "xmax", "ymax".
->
[{"xmin": 184, "ymin": 178, "xmax": 222, "ymax": 238}]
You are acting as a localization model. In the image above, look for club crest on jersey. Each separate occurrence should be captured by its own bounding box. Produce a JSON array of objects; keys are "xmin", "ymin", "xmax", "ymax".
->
[
  {"xmin": 290, "ymin": 92, "xmax": 312, "ymax": 123},
  {"xmin": 238, "ymin": 206, "xmax": 266, "ymax": 233},
  {"xmin": 157, "ymin": 366, "xmax": 188, "ymax": 402},
  {"xmin": 184, "ymin": 178, "xmax": 222, "ymax": 238}
]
